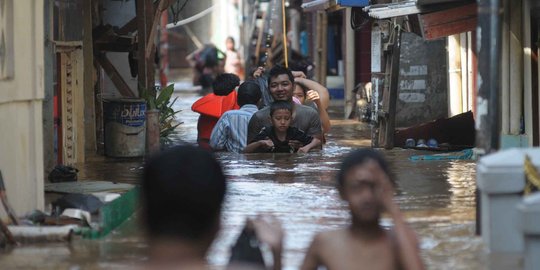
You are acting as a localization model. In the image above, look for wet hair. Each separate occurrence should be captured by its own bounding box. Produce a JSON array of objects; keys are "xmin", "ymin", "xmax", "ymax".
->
[
  {"xmin": 270, "ymin": 100, "xmax": 293, "ymax": 117},
  {"xmin": 237, "ymin": 81, "xmax": 262, "ymax": 107},
  {"xmin": 289, "ymin": 64, "xmax": 308, "ymax": 96},
  {"xmin": 213, "ymin": 73, "xmax": 240, "ymax": 96},
  {"xmin": 295, "ymin": 83, "xmax": 308, "ymax": 96},
  {"xmin": 336, "ymin": 148, "xmax": 395, "ymax": 189},
  {"xmin": 267, "ymin": 65, "xmax": 294, "ymax": 87},
  {"xmin": 289, "ymin": 62, "xmax": 308, "ymax": 76},
  {"xmin": 142, "ymin": 145, "xmax": 227, "ymax": 241}
]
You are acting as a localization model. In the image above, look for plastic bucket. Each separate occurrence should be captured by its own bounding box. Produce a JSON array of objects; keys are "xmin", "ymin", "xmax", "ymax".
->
[{"xmin": 103, "ymin": 99, "xmax": 146, "ymax": 157}]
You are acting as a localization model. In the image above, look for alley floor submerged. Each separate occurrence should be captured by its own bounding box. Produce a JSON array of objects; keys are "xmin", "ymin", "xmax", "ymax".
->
[{"xmin": 0, "ymin": 91, "xmax": 506, "ymax": 269}]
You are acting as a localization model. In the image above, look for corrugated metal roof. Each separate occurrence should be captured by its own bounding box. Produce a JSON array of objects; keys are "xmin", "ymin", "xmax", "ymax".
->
[
  {"xmin": 417, "ymin": 0, "xmax": 467, "ymax": 5},
  {"xmin": 301, "ymin": 0, "xmax": 339, "ymax": 12},
  {"xmin": 363, "ymin": 1, "xmax": 422, "ymax": 19},
  {"xmin": 363, "ymin": 0, "xmax": 473, "ymax": 19}
]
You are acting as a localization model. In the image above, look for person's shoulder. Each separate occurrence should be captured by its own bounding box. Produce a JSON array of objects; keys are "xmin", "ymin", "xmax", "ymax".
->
[
  {"xmin": 313, "ymin": 229, "xmax": 346, "ymax": 244},
  {"xmin": 219, "ymin": 110, "xmax": 236, "ymax": 119},
  {"xmin": 253, "ymin": 106, "xmax": 269, "ymax": 117},
  {"xmin": 223, "ymin": 108, "xmax": 244, "ymax": 115},
  {"xmin": 295, "ymin": 103, "xmax": 319, "ymax": 115}
]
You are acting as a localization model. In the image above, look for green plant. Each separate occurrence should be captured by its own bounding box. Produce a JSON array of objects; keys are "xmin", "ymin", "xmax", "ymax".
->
[{"xmin": 142, "ymin": 84, "xmax": 183, "ymax": 145}]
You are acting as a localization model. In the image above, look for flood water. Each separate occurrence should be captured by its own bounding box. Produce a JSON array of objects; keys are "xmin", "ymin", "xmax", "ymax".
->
[{"xmin": 1, "ymin": 91, "xmax": 514, "ymax": 269}]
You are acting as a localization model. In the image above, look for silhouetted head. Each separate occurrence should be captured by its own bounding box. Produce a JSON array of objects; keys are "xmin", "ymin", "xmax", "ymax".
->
[
  {"xmin": 336, "ymin": 149, "xmax": 395, "ymax": 224},
  {"xmin": 237, "ymin": 81, "xmax": 262, "ymax": 107},
  {"xmin": 142, "ymin": 145, "xmax": 227, "ymax": 246},
  {"xmin": 213, "ymin": 73, "xmax": 240, "ymax": 96}
]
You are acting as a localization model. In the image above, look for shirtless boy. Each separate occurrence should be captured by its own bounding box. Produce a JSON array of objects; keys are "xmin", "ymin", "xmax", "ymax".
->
[{"xmin": 301, "ymin": 149, "xmax": 424, "ymax": 270}]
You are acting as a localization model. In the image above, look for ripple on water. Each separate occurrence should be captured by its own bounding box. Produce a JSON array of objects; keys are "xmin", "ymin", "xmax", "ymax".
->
[{"xmin": 3, "ymin": 91, "xmax": 487, "ymax": 269}]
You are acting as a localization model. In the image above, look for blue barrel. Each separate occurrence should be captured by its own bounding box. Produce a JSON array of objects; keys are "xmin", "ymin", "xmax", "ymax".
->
[{"xmin": 103, "ymin": 99, "xmax": 146, "ymax": 157}]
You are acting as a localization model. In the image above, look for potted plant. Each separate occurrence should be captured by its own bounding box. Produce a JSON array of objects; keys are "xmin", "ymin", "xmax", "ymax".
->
[{"xmin": 142, "ymin": 84, "xmax": 182, "ymax": 154}]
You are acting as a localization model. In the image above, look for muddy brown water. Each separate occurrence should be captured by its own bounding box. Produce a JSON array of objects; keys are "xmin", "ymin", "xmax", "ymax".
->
[{"xmin": 1, "ymin": 92, "xmax": 509, "ymax": 269}]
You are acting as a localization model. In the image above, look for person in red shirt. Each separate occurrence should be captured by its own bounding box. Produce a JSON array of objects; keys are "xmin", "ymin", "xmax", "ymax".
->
[{"xmin": 192, "ymin": 73, "xmax": 241, "ymax": 150}]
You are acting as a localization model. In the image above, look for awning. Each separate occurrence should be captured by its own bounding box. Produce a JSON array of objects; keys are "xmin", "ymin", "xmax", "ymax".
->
[
  {"xmin": 362, "ymin": 1, "xmax": 422, "ymax": 19},
  {"xmin": 363, "ymin": 0, "xmax": 477, "ymax": 40},
  {"xmin": 363, "ymin": 0, "xmax": 474, "ymax": 19},
  {"xmin": 301, "ymin": 0, "xmax": 339, "ymax": 12}
]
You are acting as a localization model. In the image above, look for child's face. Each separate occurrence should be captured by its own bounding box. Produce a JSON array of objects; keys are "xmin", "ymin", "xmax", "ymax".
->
[
  {"xmin": 271, "ymin": 109, "xmax": 292, "ymax": 132},
  {"xmin": 293, "ymin": 85, "xmax": 306, "ymax": 104},
  {"xmin": 226, "ymin": 39, "xmax": 234, "ymax": 50}
]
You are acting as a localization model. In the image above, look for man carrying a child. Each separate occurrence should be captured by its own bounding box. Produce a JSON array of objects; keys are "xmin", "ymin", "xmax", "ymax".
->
[
  {"xmin": 247, "ymin": 65, "xmax": 322, "ymax": 153},
  {"xmin": 244, "ymin": 101, "xmax": 321, "ymax": 153}
]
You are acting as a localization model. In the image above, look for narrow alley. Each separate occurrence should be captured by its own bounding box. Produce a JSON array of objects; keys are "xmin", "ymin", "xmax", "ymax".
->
[
  {"xmin": 2, "ymin": 79, "xmax": 489, "ymax": 269},
  {"xmin": 2, "ymin": 1, "xmax": 540, "ymax": 269}
]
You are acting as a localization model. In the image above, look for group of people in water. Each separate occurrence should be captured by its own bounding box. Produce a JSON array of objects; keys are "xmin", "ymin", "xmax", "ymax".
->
[
  {"xmin": 142, "ymin": 145, "xmax": 423, "ymax": 269},
  {"xmin": 192, "ymin": 64, "xmax": 330, "ymax": 154},
  {"xmin": 138, "ymin": 64, "xmax": 424, "ymax": 269}
]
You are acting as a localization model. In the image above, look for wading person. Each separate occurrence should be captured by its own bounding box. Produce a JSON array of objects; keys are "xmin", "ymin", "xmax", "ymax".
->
[
  {"xmin": 244, "ymin": 101, "xmax": 321, "ymax": 154},
  {"xmin": 210, "ymin": 81, "xmax": 262, "ymax": 153},
  {"xmin": 141, "ymin": 145, "xmax": 283, "ymax": 269},
  {"xmin": 192, "ymin": 73, "xmax": 240, "ymax": 150},
  {"xmin": 247, "ymin": 65, "xmax": 322, "ymax": 146},
  {"xmin": 251, "ymin": 66, "xmax": 319, "ymax": 108},
  {"xmin": 292, "ymin": 76, "xmax": 331, "ymax": 135},
  {"xmin": 186, "ymin": 44, "xmax": 225, "ymax": 92},
  {"xmin": 301, "ymin": 149, "xmax": 424, "ymax": 270}
]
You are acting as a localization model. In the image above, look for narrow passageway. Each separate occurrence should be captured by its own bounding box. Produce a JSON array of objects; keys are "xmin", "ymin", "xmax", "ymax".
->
[
  {"xmin": 87, "ymin": 80, "xmax": 483, "ymax": 269},
  {"xmin": 1, "ymin": 73, "xmax": 485, "ymax": 269},
  {"xmin": 167, "ymin": 82, "xmax": 483, "ymax": 269}
]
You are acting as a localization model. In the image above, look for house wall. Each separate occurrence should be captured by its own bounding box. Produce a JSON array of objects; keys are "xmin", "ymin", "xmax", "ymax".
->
[
  {"xmin": 0, "ymin": 0, "xmax": 45, "ymax": 216},
  {"xmin": 396, "ymin": 32, "xmax": 448, "ymax": 127},
  {"xmin": 499, "ymin": 0, "xmax": 536, "ymax": 148},
  {"xmin": 52, "ymin": 0, "xmax": 87, "ymax": 164},
  {"xmin": 43, "ymin": 0, "xmax": 56, "ymax": 173},
  {"xmin": 101, "ymin": 0, "xmax": 138, "ymax": 98}
]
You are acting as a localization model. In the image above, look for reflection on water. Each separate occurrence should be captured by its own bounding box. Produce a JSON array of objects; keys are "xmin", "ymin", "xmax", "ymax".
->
[
  {"xmin": 170, "ymin": 93, "xmax": 485, "ymax": 269},
  {"xmin": 210, "ymin": 149, "xmax": 482, "ymax": 269},
  {"xmin": 1, "ymin": 92, "xmax": 488, "ymax": 269}
]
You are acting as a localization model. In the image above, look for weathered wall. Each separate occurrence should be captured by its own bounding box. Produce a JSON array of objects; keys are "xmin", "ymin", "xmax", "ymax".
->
[
  {"xmin": 396, "ymin": 32, "xmax": 448, "ymax": 127},
  {"xmin": 43, "ymin": 0, "xmax": 56, "ymax": 174},
  {"xmin": 0, "ymin": 0, "xmax": 45, "ymax": 216}
]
